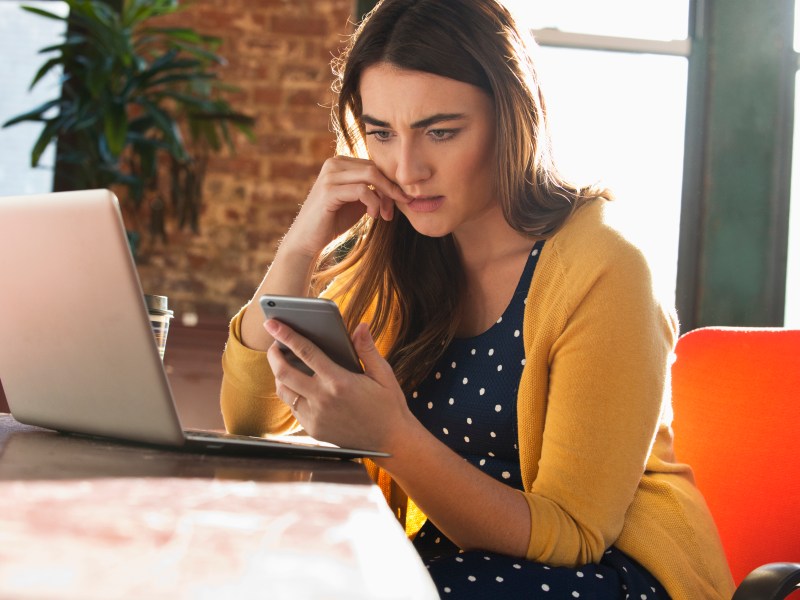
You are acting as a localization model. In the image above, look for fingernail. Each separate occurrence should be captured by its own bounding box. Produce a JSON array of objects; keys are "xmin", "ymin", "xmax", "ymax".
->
[{"xmin": 265, "ymin": 319, "xmax": 279, "ymax": 335}]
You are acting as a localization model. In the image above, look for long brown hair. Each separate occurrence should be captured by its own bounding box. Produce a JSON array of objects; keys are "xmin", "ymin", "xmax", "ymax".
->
[{"xmin": 313, "ymin": 0, "xmax": 610, "ymax": 392}]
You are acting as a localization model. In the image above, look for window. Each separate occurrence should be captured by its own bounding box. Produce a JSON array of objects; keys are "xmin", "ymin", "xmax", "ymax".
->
[
  {"xmin": 503, "ymin": 1, "xmax": 691, "ymax": 303},
  {"xmin": 0, "ymin": 1, "xmax": 69, "ymax": 196},
  {"xmin": 785, "ymin": 2, "xmax": 800, "ymax": 327},
  {"xmin": 509, "ymin": 0, "xmax": 689, "ymax": 41},
  {"xmin": 535, "ymin": 47, "xmax": 687, "ymax": 302}
]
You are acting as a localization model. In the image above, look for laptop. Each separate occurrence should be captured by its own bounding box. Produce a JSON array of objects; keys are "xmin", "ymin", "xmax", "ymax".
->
[{"xmin": 0, "ymin": 189, "xmax": 387, "ymax": 460}]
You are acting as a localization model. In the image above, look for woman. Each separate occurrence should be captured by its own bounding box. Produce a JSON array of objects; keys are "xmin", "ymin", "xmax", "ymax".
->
[{"xmin": 221, "ymin": 0, "xmax": 735, "ymax": 597}]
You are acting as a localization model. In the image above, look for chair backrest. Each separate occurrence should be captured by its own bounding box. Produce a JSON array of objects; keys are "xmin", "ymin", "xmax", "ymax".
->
[{"xmin": 671, "ymin": 327, "xmax": 800, "ymax": 585}]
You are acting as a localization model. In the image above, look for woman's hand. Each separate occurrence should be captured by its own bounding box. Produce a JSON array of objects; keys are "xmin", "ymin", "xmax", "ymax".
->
[
  {"xmin": 265, "ymin": 319, "xmax": 532, "ymax": 557},
  {"xmin": 282, "ymin": 156, "xmax": 408, "ymax": 259},
  {"xmin": 238, "ymin": 156, "xmax": 407, "ymax": 351},
  {"xmin": 264, "ymin": 318, "xmax": 413, "ymax": 452}
]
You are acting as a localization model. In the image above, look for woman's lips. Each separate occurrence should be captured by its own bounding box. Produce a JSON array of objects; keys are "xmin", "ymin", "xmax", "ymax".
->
[{"xmin": 406, "ymin": 195, "xmax": 444, "ymax": 213}]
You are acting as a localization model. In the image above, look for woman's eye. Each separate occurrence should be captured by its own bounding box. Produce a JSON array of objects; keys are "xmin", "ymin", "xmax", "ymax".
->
[
  {"xmin": 366, "ymin": 130, "xmax": 392, "ymax": 142},
  {"xmin": 429, "ymin": 129, "xmax": 458, "ymax": 142}
]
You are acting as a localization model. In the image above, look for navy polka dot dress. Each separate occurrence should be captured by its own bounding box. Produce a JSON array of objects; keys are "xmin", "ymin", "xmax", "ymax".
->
[{"xmin": 406, "ymin": 241, "xmax": 670, "ymax": 598}]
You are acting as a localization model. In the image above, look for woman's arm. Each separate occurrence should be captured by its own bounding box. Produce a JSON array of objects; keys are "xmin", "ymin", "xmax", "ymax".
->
[
  {"xmin": 220, "ymin": 156, "xmax": 406, "ymax": 435},
  {"xmin": 236, "ymin": 156, "xmax": 407, "ymax": 353},
  {"xmin": 516, "ymin": 210, "xmax": 678, "ymax": 566},
  {"xmin": 377, "ymin": 402, "xmax": 533, "ymax": 557},
  {"xmin": 265, "ymin": 318, "xmax": 533, "ymax": 557},
  {"xmin": 263, "ymin": 210, "xmax": 675, "ymax": 563}
]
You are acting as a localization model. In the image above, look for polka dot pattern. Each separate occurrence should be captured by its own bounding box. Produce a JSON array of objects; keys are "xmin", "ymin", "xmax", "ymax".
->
[
  {"xmin": 420, "ymin": 546, "xmax": 669, "ymax": 599},
  {"xmin": 408, "ymin": 239, "xmax": 669, "ymax": 598},
  {"xmin": 408, "ymin": 242, "xmax": 545, "ymax": 490}
]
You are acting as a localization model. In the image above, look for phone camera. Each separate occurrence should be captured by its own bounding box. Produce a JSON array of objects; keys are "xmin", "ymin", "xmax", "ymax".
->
[{"xmin": 267, "ymin": 300, "xmax": 276, "ymax": 307}]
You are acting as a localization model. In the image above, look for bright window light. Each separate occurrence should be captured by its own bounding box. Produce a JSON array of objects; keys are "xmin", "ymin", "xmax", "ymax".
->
[
  {"xmin": 499, "ymin": 2, "xmax": 690, "ymax": 303},
  {"xmin": 0, "ymin": 1, "xmax": 69, "ymax": 196},
  {"xmin": 535, "ymin": 47, "xmax": 688, "ymax": 303},
  {"xmin": 503, "ymin": 0, "xmax": 690, "ymax": 41},
  {"xmin": 795, "ymin": 0, "xmax": 800, "ymax": 53}
]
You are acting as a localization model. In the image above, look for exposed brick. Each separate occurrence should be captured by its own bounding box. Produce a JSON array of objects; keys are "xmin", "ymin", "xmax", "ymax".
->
[
  {"xmin": 309, "ymin": 134, "xmax": 337, "ymax": 162},
  {"xmin": 285, "ymin": 108, "xmax": 332, "ymax": 131},
  {"xmin": 207, "ymin": 156, "xmax": 263, "ymax": 178},
  {"xmin": 270, "ymin": 159, "xmax": 322, "ymax": 182},
  {"xmin": 187, "ymin": 252, "xmax": 209, "ymax": 269},
  {"xmin": 279, "ymin": 62, "xmax": 329, "ymax": 83},
  {"xmin": 258, "ymin": 134, "xmax": 303, "ymax": 155},
  {"xmin": 285, "ymin": 88, "xmax": 330, "ymax": 108},
  {"xmin": 253, "ymin": 85, "xmax": 283, "ymax": 105},
  {"xmin": 271, "ymin": 16, "xmax": 329, "ymax": 36},
  {"xmin": 186, "ymin": 9, "xmax": 238, "ymax": 30},
  {"xmin": 133, "ymin": 0, "xmax": 354, "ymax": 318},
  {"xmin": 243, "ymin": 38, "xmax": 305, "ymax": 61}
]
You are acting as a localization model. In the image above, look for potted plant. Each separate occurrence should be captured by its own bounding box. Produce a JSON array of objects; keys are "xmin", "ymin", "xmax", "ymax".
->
[{"xmin": 2, "ymin": 0, "xmax": 254, "ymax": 251}]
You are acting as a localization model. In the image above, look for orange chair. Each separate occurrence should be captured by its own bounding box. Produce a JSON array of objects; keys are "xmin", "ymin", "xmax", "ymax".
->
[{"xmin": 671, "ymin": 327, "xmax": 800, "ymax": 599}]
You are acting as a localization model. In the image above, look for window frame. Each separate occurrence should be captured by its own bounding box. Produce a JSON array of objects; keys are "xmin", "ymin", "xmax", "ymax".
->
[
  {"xmin": 530, "ymin": 5, "xmax": 693, "ymax": 315},
  {"xmin": 532, "ymin": 0, "xmax": 797, "ymax": 330}
]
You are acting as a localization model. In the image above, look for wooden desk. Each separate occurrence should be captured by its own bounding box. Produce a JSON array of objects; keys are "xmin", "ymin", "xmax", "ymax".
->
[{"xmin": 0, "ymin": 414, "xmax": 437, "ymax": 599}]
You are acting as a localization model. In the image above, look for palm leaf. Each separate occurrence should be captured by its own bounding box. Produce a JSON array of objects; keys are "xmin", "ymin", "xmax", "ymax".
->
[
  {"xmin": 20, "ymin": 5, "xmax": 68, "ymax": 21},
  {"xmin": 2, "ymin": 99, "xmax": 61, "ymax": 127},
  {"xmin": 38, "ymin": 34, "xmax": 89, "ymax": 55},
  {"xmin": 30, "ymin": 120, "xmax": 61, "ymax": 167},
  {"xmin": 9, "ymin": 0, "xmax": 254, "ymax": 240},
  {"xmin": 103, "ymin": 100, "xmax": 129, "ymax": 157},
  {"xmin": 28, "ymin": 57, "xmax": 65, "ymax": 90}
]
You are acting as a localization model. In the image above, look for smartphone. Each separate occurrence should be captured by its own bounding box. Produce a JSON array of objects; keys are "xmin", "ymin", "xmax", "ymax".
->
[{"xmin": 259, "ymin": 295, "xmax": 362, "ymax": 375}]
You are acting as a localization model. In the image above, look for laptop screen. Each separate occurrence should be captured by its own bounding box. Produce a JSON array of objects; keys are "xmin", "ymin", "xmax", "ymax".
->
[{"xmin": 0, "ymin": 189, "xmax": 185, "ymax": 445}]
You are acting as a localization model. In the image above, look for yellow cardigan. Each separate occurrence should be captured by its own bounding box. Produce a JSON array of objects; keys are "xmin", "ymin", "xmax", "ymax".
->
[{"xmin": 220, "ymin": 200, "xmax": 735, "ymax": 600}]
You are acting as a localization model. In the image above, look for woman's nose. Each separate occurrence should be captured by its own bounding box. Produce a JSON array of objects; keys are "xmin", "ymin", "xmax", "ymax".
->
[{"xmin": 393, "ymin": 141, "xmax": 432, "ymax": 187}]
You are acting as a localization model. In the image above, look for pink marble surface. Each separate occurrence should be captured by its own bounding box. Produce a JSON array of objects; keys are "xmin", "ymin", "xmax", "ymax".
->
[{"xmin": 0, "ymin": 417, "xmax": 437, "ymax": 599}]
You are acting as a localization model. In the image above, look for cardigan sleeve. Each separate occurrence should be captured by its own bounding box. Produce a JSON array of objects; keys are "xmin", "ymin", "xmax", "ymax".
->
[
  {"xmin": 519, "ymin": 201, "xmax": 679, "ymax": 566},
  {"xmin": 218, "ymin": 278, "xmax": 407, "ymax": 518},
  {"xmin": 220, "ymin": 306, "xmax": 300, "ymax": 437}
]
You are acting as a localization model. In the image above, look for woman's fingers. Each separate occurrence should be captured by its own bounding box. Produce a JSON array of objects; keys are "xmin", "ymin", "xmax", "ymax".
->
[
  {"xmin": 286, "ymin": 156, "xmax": 407, "ymax": 256},
  {"xmin": 323, "ymin": 157, "xmax": 408, "ymax": 206},
  {"xmin": 352, "ymin": 322, "xmax": 393, "ymax": 380},
  {"xmin": 265, "ymin": 318, "xmax": 409, "ymax": 451},
  {"xmin": 265, "ymin": 318, "xmax": 342, "ymax": 386},
  {"xmin": 265, "ymin": 318, "xmax": 354, "ymax": 436},
  {"xmin": 329, "ymin": 182, "xmax": 387, "ymax": 221}
]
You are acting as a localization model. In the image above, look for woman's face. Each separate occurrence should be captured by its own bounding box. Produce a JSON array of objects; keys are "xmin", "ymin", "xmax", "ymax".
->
[{"xmin": 359, "ymin": 63, "xmax": 497, "ymax": 239}]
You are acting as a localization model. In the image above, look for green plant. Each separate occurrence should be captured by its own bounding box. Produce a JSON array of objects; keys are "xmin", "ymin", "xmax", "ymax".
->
[{"xmin": 2, "ymin": 0, "xmax": 254, "ymax": 242}]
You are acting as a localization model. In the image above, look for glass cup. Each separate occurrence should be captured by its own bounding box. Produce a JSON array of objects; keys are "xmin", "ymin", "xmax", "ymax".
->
[{"xmin": 144, "ymin": 294, "xmax": 174, "ymax": 361}]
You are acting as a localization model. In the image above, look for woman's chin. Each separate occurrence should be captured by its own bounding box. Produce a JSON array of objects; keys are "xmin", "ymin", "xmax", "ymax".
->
[{"xmin": 406, "ymin": 220, "xmax": 453, "ymax": 238}]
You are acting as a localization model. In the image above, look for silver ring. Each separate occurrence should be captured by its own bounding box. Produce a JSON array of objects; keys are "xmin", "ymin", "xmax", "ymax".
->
[{"xmin": 292, "ymin": 394, "xmax": 302, "ymax": 410}]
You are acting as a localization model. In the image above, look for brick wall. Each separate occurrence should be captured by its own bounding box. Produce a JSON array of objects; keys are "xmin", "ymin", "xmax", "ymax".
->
[{"xmin": 132, "ymin": 0, "xmax": 356, "ymax": 322}]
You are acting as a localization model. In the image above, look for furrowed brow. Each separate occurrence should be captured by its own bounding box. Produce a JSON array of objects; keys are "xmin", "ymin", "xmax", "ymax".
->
[
  {"xmin": 410, "ymin": 113, "xmax": 466, "ymax": 129},
  {"xmin": 360, "ymin": 113, "xmax": 467, "ymax": 129},
  {"xmin": 360, "ymin": 115, "xmax": 391, "ymax": 128}
]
